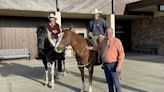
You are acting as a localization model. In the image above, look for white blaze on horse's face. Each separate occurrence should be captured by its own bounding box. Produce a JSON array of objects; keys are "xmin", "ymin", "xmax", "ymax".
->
[{"xmin": 55, "ymin": 32, "xmax": 64, "ymax": 53}]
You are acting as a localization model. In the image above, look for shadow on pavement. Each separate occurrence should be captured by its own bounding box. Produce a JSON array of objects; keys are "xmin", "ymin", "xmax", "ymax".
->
[
  {"xmin": 0, "ymin": 62, "xmax": 149, "ymax": 92},
  {"xmin": 125, "ymin": 55, "xmax": 164, "ymax": 64},
  {"xmin": 67, "ymin": 70, "xmax": 148, "ymax": 92},
  {"xmin": 0, "ymin": 62, "xmax": 81, "ymax": 91},
  {"xmin": 0, "ymin": 62, "xmax": 46, "ymax": 85},
  {"xmin": 55, "ymin": 80, "xmax": 82, "ymax": 92}
]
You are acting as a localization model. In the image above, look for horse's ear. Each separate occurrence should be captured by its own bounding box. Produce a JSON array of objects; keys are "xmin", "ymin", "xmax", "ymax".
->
[{"xmin": 68, "ymin": 27, "xmax": 72, "ymax": 30}]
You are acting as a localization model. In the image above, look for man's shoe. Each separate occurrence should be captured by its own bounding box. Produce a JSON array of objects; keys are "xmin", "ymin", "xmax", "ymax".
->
[
  {"xmin": 58, "ymin": 69, "xmax": 62, "ymax": 72},
  {"xmin": 101, "ymin": 65, "xmax": 104, "ymax": 69},
  {"xmin": 35, "ymin": 56, "xmax": 41, "ymax": 60}
]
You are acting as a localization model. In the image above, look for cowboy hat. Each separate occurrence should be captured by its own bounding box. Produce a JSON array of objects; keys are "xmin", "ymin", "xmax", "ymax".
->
[
  {"xmin": 48, "ymin": 13, "xmax": 57, "ymax": 19},
  {"xmin": 92, "ymin": 9, "xmax": 102, "ymax": 14}
]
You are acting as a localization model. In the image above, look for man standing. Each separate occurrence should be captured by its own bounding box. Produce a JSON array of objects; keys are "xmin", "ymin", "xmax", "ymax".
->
[
  {"xmin": 88, "ymin": 9, "xmax": 110, "ymax": 45},
  {"xmin": 86, "ymin": 28, "xmax": 125, "ymax": 92}
]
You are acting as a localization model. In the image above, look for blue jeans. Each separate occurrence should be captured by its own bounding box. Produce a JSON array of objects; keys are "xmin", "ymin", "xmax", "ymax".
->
[{"xmin": 103, "ymin": 62, "xmax": 121, "ymax": 92}]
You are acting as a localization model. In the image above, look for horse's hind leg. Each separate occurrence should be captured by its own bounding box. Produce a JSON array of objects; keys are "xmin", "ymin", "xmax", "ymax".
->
[
  {"xmin": 79, "ymin": 67, "xmax": 85, "ymax": 92},
  {"xmin": 55, "ymin": 60, "xmax": 59, "ymax": 79},
  {"xmin": 51, "ymin": 61, "xmax": 55, "ymax": 89},
  {"xmin": 88, "ymin": 66, "xmax": 94, "ymax": 92},
  {"xmin": 58, "ymin": 59, "xmax": 62, "ymax": 72},
  {"xmin": 63, "ymin": 60, "xmax": 66, "ymax": 76}
]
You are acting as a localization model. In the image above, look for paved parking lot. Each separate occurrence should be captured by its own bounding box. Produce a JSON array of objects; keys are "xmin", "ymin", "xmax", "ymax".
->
[{"xmin": 0, "ymin": 54, "xmax": 164, "ymax": 92}]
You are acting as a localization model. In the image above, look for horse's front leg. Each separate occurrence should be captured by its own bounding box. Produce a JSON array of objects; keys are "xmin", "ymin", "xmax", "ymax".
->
[
  {"xmin": 79, "ymin": 67, "xmax": 85, "ymax": 92},
  {"xmin": 43, "ymin": 59, "xmax": 49, "ymax": 87},
  {"xmin": 45, "ymin": 70, "xmax": 49, "ymax": 87},
  {"xmin": 51, "ymin": 61, "xmax": 55, "ymax": 89},
  {"xmin": 88, "ymin": 66, "xmax": 94, "ymax": 92}
]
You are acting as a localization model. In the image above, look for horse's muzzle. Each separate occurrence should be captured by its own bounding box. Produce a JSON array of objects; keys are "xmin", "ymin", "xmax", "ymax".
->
[{"xmin": 54, "ymin": 46, "xmax": 63, "ymax": 53}]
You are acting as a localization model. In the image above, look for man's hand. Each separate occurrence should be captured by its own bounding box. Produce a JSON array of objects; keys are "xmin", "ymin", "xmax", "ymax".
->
[
  {"xmin": 88, "ymin": 32, "xmax": 93, "ymax": 38},
  {"xmin": 85, "ymin": 46, "xmax": 90, "ymax": 50},
  {"xmin": 116, "ymin": 64, "xmax": 122, "ymax": 73},
  {"xmin": 85, "ymin": 46, "xmax": 95, "ymax": 51},
  {"xmin": 52, "ymin": 30, "xmax": 58, "ymax": 34},
  {"xmin": 118, "ymin": 71, "xmax": 122, "ymax": 80},
  {"xmin": 117, "ymin": 64, "xmax": 122, "ymax": 80}
]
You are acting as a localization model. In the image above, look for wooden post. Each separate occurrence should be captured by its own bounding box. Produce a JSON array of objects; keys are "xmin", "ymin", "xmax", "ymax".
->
[
  {"xmin": 55, "ymin": 12, "xmax": 61, "ymax": 26},
  {"xmin": 106, "ymin": 14, "xmax": 115, "ymax": 37}
]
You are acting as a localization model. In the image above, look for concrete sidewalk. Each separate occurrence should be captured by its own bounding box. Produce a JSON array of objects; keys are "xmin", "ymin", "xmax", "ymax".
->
[{"xmin": 0, "ymin": 55, "xmax": 164, "ymax": 92}]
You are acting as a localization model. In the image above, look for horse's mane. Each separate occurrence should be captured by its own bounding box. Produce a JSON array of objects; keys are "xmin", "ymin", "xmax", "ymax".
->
[
  {"xmin": 62, "ymin": 28, "xmax": 93, "ymax": 46},
  {"xmin": 36, "ymin": 26, "xmax": 48, "ymax": 38},
  {"xmin": 36, "ymin": 26, "xmax": 65, "ymax": 61}
]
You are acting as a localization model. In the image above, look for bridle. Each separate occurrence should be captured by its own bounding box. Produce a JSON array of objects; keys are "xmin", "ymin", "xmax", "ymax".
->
[{"xmin": 54, "ymin": 32, "xmax": 64, "ymax": 53}]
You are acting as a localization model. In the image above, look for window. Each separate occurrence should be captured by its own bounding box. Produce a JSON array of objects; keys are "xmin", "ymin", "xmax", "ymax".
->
[{"xmin": 78, "ymin": 33, "xmax": 85, "ymax": 37}]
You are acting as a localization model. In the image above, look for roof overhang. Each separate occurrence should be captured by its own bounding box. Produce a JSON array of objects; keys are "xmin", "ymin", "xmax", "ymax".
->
[
  {"xmin": 0, "ymin": 9, "xmax": 107, "ymax": 19},
  {"xmin": 125, "ymin": 0, "xmax": 164, "ymax": 17},
  {"xmin": 0, "ymin": 9, "xmax": 53, "ymax": 18},
  {"xmin": 0, "ymin": 0, "xmax": 131, "ymax": 18}
]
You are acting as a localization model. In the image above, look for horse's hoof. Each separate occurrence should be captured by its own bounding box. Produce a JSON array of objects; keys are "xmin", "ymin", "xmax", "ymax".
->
[
  {"xmin": 89, "ymin": 86, "xmax": 92, "ymax": 92},
  {"xmin": 63, "ymin": 72, "xmax": 66, "ymax": 76},
  {"xmin": 44, "ymin": 84, "xmax": 48, "ymax": 87},
  {"xmin": 88, "ymin": 89, "xmax": 92, "ymax": 92},
  {"xmin": 51, "ymin": 85, "xmax": 55, "ymax": 89},
  {"xmin": 55, "ymin": 75, "xmax": 60, "ymax": 79},
  {"xmin": 80, "ymin": 90, "xmax": 84, "ymax": 92}
]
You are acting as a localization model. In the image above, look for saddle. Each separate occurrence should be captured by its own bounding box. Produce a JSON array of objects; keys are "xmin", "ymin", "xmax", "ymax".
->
[{"xmin": 86, "ymin": 39, "xmax": 102, "ymax": 66}]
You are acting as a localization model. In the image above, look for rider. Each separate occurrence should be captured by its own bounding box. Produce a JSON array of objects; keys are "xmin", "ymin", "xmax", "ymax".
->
[
  {"xmin": 88, "ymin": 9, "xmax": 110, "ymax": 45},
  {"xmin": 47, "ymin": 13, "xmax": 61, "ymax": 47},
  {"xmin": 47, "ymin": 13, "xmax": 63, "ymax": 72},
  {"xmin": 88, "ymin": 9, "xmax": 110, "ymax": 65}
]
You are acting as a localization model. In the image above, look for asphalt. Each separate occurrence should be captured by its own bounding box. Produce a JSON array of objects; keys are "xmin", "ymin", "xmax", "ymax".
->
[{"xmin": 0, "ymin": 54, "xmax": 164, "ymax": 92}]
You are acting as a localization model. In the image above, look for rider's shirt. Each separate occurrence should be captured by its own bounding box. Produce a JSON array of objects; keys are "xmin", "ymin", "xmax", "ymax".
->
[{"xmin": 47, "ymin": 23, "xmax": 60, "ymax": 38}]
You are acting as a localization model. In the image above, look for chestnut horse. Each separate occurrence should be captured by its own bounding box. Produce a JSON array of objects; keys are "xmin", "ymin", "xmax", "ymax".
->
[{"xmin": 55, "ymin": 29, "xmax": 99, "ymax": 92}]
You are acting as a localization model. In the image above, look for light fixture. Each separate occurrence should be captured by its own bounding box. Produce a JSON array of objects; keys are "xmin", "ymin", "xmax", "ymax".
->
[{"xmin": 159, "ymin": 4, "xmax": 164, "ymax": 12}]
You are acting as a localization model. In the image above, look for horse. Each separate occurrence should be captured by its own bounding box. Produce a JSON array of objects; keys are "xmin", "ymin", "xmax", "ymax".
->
[
  {"xmin": 55, "ymin": 29, "xmax": 100, "ymax": 92},
  {"xmin": 36, "ymin": 26, "xmax": 66, "ymax": 89}
]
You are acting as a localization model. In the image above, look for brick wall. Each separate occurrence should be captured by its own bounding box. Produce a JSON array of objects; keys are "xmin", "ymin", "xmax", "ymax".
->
[{"xmin": 131, "ymin": 16, "xmax": 164, "ymax": 55}]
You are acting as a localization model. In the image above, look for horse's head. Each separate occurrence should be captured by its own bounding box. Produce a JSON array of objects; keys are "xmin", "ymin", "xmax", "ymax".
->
[
  {"xmin": 55, "ymin": 28, "xmax": 72, "ymax": 53},
  {"xmin": 36, "ymin": 26, "xmax": 47, "ymax": 37},
  {"xmin": 36, "ymin": 26, "xmax": 48, "ymax": 49}
]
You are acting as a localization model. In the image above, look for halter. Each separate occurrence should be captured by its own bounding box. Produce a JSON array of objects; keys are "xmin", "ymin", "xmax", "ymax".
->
[
  {"xmin": 77, "ymin": 50, "xmax": 95, "ymax": 68},
  {"xmin": 55, "ymin": 31, "xmax": 96, "ymax": 68},
  {"xmin": 77, "ymin": 61, "xmax": 91, "ymax": 68}
]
